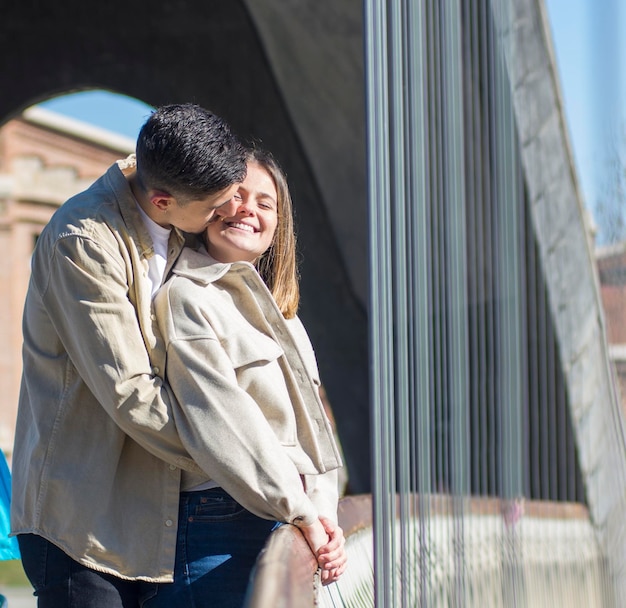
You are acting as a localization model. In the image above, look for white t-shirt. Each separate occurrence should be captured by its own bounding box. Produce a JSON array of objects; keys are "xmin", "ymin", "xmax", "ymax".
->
[
  {"xmin": 137, "ymin": 203, "xmax": 219, "ymax": 492},
  {"xmin": 136, "ymin": 203, "xmax": 171, "ymax": 298}
]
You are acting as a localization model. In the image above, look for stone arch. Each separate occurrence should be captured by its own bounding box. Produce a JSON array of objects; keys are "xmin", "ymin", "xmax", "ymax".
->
[{"xmin": 0, "ymin": 0, "xmax": 371, "ymax": 491}]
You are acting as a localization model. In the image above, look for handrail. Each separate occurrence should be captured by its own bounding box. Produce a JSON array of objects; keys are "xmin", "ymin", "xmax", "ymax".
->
[
  {"xmin": 245, "ymin": 494, "xmax": 596, "ymax": 608},
  {"xmin": 244, "ymin": 522, "xmax": 319, "ymax": 608},
  {"xmin": 245, "ymin": 495, "xmax": 372, "ymax": 608},
  {"xmin": 336, "ymin": 494, "xmax": 373, "ymax": 536}
]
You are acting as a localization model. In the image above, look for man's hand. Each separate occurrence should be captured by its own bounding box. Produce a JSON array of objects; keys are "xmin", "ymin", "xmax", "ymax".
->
[{"xmin": 316, "ymin": 516, "xmax": 347, "ymax": 585}]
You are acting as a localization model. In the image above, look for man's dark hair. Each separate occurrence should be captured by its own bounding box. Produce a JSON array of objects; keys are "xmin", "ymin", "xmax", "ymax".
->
[{"xmin": 135, "ymin": 104, "xmax": 247, "ymax": 202}]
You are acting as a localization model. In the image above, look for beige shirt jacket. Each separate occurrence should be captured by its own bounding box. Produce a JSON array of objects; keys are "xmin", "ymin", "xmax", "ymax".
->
[
  {"xmin": 12, "ymin": 158, "xmax": 210, "ymax": 583},
  {"xmin": 153, "ymin": 247, "xmax": 342, "ymax": 530}
]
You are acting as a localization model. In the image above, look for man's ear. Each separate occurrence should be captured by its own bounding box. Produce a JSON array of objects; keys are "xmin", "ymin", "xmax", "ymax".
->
[{"xmin": 149, "ymin": 190, "xmax": 175, "ymax": 211}]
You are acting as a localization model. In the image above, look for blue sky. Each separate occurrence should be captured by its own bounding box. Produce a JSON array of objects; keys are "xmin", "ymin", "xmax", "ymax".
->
[
  {"xmin": 33, "ymin": 3, "xmax": 625, "ymax": 242},
  {"xmin": 544, "ymin": 0, "xmax": 625, "ymax": 242},
  {"xmin": 38, "ymin": 90, "xmax": 154, "ymax": 141}
]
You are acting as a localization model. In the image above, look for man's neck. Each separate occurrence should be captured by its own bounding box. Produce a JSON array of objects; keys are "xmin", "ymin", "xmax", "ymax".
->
[{"xmin": 128, "ymin": 172, "xmax": 165, "ymax": 226}]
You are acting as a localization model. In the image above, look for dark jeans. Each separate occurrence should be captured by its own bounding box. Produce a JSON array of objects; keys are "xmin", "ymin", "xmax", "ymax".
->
[
  {"xmin": 18, "ymin": 533, "xmax": 158, "ymax": 607},
  {"xmin": 18, "ymin": 488, "xmax": 278, "ymax": 608}
]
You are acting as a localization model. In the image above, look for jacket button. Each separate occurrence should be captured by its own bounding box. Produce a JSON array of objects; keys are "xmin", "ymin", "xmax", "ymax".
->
[
  {"xmin": 152, "ymin": 366, "xmax": 160, "ymax": 375},
  {"xmin": 165, "ymin": 519, "xmax": 173, "ymax": 527}
]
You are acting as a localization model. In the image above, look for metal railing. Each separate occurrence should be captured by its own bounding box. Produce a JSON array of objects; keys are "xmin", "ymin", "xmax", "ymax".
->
[{"xmin": 246, "ymin": 494, "xmax": 613, "ymax": 607}]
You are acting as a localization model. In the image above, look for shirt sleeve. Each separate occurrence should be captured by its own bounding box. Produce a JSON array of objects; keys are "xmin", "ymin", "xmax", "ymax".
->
[
  {"xmin": 33, "ymin": 233, "xmax": 202, "ymax": 473},
  {"xmin": 304, "ymin": 469, "xmax": 339, "ymax": 524}
]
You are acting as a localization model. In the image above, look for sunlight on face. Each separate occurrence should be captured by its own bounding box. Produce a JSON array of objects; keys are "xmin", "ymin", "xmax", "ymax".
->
[
  {"xmin": 163, "ymin": 183, "xmax": 240, "ymax": 234},
  {"xmin": 206, "ymin": 162, "xmax": 278, "ymax": 263}
]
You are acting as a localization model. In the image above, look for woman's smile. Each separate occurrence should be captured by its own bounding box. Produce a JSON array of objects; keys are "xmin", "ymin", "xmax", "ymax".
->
[{"xmin": 206, "ymin": 161, "xmax": 278, "ymax": 264}]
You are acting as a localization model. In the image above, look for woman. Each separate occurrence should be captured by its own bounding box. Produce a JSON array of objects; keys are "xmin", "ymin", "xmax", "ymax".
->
[{"xmin": 150, "ymin": 148, "xmax": 347, "ymax": 607}]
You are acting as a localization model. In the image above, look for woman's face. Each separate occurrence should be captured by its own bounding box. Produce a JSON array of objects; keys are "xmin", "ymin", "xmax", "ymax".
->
[{"xmin": 206, "ymin": 161, "xmax": 278, "ymax": 264}]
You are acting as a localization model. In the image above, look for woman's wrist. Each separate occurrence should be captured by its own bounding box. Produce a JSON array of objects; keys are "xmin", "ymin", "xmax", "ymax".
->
[{"xmin": 299, "ymin": 519, "xmax": 329, "ymax": 554}]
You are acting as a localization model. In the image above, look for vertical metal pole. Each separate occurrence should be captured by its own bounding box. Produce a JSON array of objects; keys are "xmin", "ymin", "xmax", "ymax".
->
[{"xmin": 364, "ymin": 1, "xmax": 396, "ymax": 606}]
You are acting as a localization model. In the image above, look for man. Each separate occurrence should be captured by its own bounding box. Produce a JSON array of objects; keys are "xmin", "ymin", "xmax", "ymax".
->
[{"xmin": 11, "ymin": 104, "xmax": 247, "ymax": 606}]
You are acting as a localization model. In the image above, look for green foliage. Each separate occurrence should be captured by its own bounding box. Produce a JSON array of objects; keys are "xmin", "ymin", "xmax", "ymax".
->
[{"xmin": 0, "ymin": 559, "xmax": 29, "ymax": 586}]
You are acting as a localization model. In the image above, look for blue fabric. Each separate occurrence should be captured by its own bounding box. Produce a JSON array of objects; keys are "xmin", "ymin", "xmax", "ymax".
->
[
  {"xmin": 145, "ymin": 488, "xmax": 279, "ymax": 608},
  {"xmin": 0, "ymin": 453, "xmax": 19, "ymax": 560},
  {"xmin": 18, "ymin": 488, "xmax": 277, "ymax": 608}
]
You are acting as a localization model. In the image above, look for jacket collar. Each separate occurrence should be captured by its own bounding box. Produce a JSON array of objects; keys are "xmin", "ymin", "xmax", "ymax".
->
[{"xmin": 171, "ymin": 247, "xmax": 257, "ymax": 285}]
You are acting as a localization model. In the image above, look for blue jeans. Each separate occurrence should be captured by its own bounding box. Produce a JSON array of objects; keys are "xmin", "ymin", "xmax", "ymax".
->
[
  {"xmin": 18, "ymin": 488, "xmax": 278, "ymax": 608},
  {"xmin": 145, "ymin": 488, "xmax": 279, "ymax": 608}
]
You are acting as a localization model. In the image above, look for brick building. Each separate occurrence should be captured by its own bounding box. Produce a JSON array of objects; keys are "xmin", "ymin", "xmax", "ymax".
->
[
  {"xmin": 0, "ymin": 107, "xmax": 134, "ymax": 456},
  {"xmin": 597, "ymin": 243, "xmax": 626, "ymax": 414}
]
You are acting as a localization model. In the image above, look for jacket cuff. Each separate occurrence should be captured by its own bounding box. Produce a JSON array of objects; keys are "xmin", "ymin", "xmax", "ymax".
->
[{"xmin": 288, "ymin": 500, "xmax": 318, "ymax": 527}]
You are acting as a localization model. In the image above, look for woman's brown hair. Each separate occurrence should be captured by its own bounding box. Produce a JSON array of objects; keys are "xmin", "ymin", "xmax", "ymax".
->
[{"xmin": 249, "ymin": 148, "xmax": 300, "ymax": 319}]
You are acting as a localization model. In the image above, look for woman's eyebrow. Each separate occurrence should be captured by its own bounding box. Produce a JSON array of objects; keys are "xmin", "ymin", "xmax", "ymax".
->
[{"xmin": 258, "ymin": 192, "xmax": 277, "ymax": 207}]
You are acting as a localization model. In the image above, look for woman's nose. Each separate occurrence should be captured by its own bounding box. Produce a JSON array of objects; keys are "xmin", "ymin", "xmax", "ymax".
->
[
  {"xmin": 215, "ymin": 196, "xmax": 240, "ymax": 218},
  {"xmin": 235, "ymin": 200, "xmax": 255, "ymax": 216}
]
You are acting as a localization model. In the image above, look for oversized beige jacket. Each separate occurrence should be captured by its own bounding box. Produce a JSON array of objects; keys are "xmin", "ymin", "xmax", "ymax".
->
[
  {"xmin": 11, "ymin": 158, "xmax": 206, "ymax": 583},
  {"xmin": 153, "ymin": 248, "xmax": 342, "ymax": 527}
]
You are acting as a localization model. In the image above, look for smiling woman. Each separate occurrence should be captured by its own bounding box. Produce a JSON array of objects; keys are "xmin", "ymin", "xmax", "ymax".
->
[
  {"xmin": 148, "ymin": 146, "xmax": 346, "ymax": 607},
  {"xmin": 206, "ymin": 160, "xmax": 279, "ymax": 264},
  {"xmin": 35, "ymin": 90, "xmax": 154, "ymax": 140}
]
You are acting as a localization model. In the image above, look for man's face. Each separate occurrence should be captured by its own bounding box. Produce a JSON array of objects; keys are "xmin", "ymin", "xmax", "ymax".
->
[{"xmin": 163, "ymin": 183, "xmax": 240, "ymax": 233}]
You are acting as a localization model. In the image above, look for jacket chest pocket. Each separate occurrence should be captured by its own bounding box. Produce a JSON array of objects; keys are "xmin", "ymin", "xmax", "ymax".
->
[
  {"xmin": 221, "ymin": 326, "xmax": 284, "ymax": 370},
  {"xmin": 221, "ymin": 328, "xmax": 297, "ymax": 447}
]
